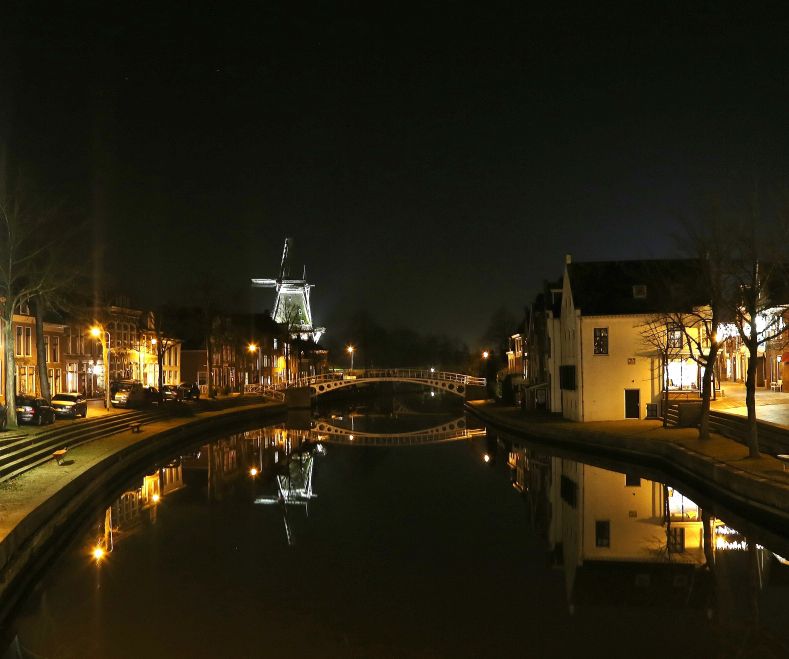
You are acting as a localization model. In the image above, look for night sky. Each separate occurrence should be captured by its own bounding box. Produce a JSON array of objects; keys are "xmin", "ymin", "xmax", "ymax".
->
[{"xmin": 2, "ymin": 4, "xmax": 789, "ymax": 344}]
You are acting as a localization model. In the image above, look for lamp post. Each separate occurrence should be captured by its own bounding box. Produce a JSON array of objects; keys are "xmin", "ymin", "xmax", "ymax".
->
[
  {"xmin": 90, "ymin": 325, "xmax": 112, "ymax": 411},
  {"xmin": 151, "ymin": 337, "xmax": 158, "ymax": 388},
  {"xmin": 248, "ymin": 343, "xmax": 260, "ymax": 388},
  {"xmin": 347, "ymin": 345, "xmax": 354, "ymax": 371}
]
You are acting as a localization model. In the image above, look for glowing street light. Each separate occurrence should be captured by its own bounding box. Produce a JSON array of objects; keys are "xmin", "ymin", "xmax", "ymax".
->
[
  {"xmin": 249, "ymin": 467, "xmax": 259, "ymax": 477},
  {"xmin": 90, "ymin": 325, "xmax": 112, "ymax": 411},
  {"xmin": 152, "ymin": 493, "xmax": 160, "ymax": 504},
  {"xmin": 347, "ymin": 345, "xmax": 355, "ymax": 371},
  {"xmin": 482, "ymin": 350, "xmax": 489, "ymax": 360},
  {"xmin": 248, "ymin": 343, "xmax": 261, "ymax": 386},
  {"xmin": 92, "ymin": 545, "xmax": 106, "ymax": 562}
]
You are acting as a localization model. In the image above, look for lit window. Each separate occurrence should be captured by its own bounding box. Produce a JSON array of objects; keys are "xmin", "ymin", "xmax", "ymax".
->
[
  {"xmin": 593, "ymin": 328, "xmax": 608, "ymax": 355},
  {"xmin": 667, "ymin": 324, "xmax": 683, "ymax": 349},
  {"xmin": 667, "ymin": 527, "xmax": 685, "ymax": 553}
]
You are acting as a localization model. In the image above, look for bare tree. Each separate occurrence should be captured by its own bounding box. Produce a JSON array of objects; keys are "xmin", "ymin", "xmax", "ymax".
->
[
  {"xmin": 675, "ymin": 208, "xmax": 736, "ymax": 439},
  {"xmin": 148, "ymin": 306, "xmax": 177, "ymax": 394},
  {"xmin": 0, "ymin": 187, "xmax": 62, "ymax": 427},
  {"xmin": 728, "ymin": 204, "xmax": 789, "ymax": 458},
  {"xmin": 640, "ymin": 315, "xmax": 687, "ymax": 427}
]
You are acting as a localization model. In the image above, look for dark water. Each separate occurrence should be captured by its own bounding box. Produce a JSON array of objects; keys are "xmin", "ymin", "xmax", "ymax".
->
[{"xmin": 4, "ymin": 396, "xmax": 789, "ymax": 658}]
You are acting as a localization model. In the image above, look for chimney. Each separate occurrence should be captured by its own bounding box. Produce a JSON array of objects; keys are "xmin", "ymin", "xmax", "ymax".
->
[{"xmin": 565, "ymin": 254, "xmax": 572, "ymax": 265}]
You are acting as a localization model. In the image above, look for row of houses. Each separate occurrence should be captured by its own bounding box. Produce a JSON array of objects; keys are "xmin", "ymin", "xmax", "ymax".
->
[
  {"xmin": 1, "ymin": 299, "xmax": 181, "ymax": 403},
  {"xmin": 504, "ymin": 255, "xmax": 788, "ymax": 422},
  {"xmin": 0, "ymin": 296, "xmax": 328, "ymax": 405}
]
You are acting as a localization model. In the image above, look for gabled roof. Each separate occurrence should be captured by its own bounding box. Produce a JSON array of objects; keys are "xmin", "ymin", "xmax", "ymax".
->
[{"xmin": 566, "ymin": 259, "xmax": 707, "ymax": 316}]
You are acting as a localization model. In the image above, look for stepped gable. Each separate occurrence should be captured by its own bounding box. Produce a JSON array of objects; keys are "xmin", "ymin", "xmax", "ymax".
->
[{"xmin": 567, "ymin": 258, "xmax": 707, "ymax": 316}]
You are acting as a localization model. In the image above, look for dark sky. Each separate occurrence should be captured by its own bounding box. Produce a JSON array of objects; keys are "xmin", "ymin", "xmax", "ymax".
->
[{"xmin": 3, "ymin": 4, "xmax": 789, "ymax": 344}]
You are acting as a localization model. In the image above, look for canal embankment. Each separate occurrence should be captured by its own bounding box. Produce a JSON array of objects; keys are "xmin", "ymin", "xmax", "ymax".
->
[
  {"xmin": 467, "ymin": 401, "xmax": 789, "ymax": 529},
  {"xmin": 0, "ymin": 399, "xmax": 285, "ymax": 626}
]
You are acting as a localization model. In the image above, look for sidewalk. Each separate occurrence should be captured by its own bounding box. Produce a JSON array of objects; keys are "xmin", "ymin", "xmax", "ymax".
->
[{"xmin": 712, "ymin": 382, "xmax": 789, "ymax": 427}]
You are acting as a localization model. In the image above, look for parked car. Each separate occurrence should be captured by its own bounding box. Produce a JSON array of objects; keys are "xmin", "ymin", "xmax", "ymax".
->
[
  {"xmin": 51, "ymin": 392, "xmax": 88, "ymax": 418},
  {"xmin": 178, "ymin": 382, "xmax": 201, "ymax": 400},
  {"xmin": 16, "ymin": 395, "xmax": 56, "ymax": 425},
  {"xmin": 161, "ymin": 384, "xmax": 181, "ymax": 402},
  {"xmin": 112, "ymin": 381, "xmax": 145, "ymax": 408},
  {"xmin": 143, "ymin": 386, "xmax": 162, "ymax": 405}
]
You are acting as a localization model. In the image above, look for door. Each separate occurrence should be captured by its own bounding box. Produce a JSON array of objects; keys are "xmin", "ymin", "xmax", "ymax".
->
[{"xmin": 625, "ymin": 389, "xmax": 640, "ymax": 419}]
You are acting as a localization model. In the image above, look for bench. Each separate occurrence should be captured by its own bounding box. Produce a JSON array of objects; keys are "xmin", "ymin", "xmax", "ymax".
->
[
  {"xmin": 778, "ymin": 454, "xmax": 789, "ymax": 471},
  {"xmin": 130, "ymin": 422, "xmax": 142, "ymax": 433},
  {"xmin": 52, "ymin": 449, "xmax": 67, "ymax": 465},
  {"xmin": 771, "ymin": 380, "xmax": 783, "ymax": 392}
]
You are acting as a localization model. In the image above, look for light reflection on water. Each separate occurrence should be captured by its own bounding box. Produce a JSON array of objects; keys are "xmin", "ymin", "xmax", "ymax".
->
[{"xmin": 5, "ymin": 398, "xmax": 789, "ymax": 658}]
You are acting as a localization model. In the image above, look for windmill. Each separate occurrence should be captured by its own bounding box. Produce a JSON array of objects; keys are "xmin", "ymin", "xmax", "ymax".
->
[{"xmin": 251, "ymin": 238, "xmax": 325, "ymax": 342}]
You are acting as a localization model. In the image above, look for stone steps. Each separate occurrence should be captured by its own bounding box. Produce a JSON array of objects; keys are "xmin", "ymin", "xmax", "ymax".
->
[{"xmin": 0, "ymin": 410, "xmax": 165, "ymax": 483}]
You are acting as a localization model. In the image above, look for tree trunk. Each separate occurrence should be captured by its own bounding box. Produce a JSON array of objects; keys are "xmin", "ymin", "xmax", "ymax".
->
[
  {"xmin": 157, "ymin": 343, "xmax": 164, "ymax": 392},
  {"xmin": 34, "ymin": 298, "xmax": 51, "ymax": 402},
  {"xmin": 745, "ymin": 332, "xmax": 760, "ymax": 458},
  {"xmin": 748, "ymin": 539, "xmax": 760, "ymax": 626},
  {"xmin": 4, "ymin": 315, "xmax": 18, "ymax": 428},
  {"xmin": 701, "ymin": 510, "xmax": 715, "ymax": 571},
  {"xmin": 663, "ymin": 354, "xmax": 669, "ymax": 428},
  {"xmin": 699, "ymin": 342, "xmax": 719, "ymax": 440}
]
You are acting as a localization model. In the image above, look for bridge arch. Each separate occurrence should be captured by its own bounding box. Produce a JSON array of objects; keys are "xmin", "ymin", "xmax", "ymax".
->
[{"xmin": 299, "ymin": 369, "xmax": 483, "ymax": 399}]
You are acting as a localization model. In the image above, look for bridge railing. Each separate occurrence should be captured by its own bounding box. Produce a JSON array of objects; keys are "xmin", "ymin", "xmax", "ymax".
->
[
  {"xmin": 243, "ymin": 384, "xmax": 286, "ymax": 402},
  {"xmin": 244, "ymin": 370, "xmax": 486, "ymax": 394},
  {"xmin": 278, "ymin": 370, "xmax": 486, "ymax": 389}
]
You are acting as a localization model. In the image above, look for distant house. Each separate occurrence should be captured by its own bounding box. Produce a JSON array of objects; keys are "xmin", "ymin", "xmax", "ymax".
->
[
  {"xmin": 559, "ymin": 256, "xmax": 706, "ymax": 421},
  {"xmin": 525, "ymin": 279, "xmax": 563, "ymax": 413},
  {"xmin": 179, "ymin": 312, "xmax": 285, "ymax": 393}
]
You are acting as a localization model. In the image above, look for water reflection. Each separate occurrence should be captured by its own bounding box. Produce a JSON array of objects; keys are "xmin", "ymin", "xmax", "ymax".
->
[
  {"xmin": 8, "ymin": 398, "xmax": 789, "ymax": 658},
  {"xmin": 89, "ymin": 409, "xmax": 479, "ymax": 554},
  {"xmin": 501, "ymin": 435, "xmax": 789, "ymax": 655}
]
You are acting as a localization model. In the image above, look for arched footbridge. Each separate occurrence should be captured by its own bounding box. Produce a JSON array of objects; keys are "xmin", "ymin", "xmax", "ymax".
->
[{"xmin": 246, "ymin": 369, "xmax": 486, "ymax": 403}]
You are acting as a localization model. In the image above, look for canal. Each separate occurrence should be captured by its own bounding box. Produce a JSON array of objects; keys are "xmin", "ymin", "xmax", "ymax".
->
[{"xmin": 4, "ymin": 394, "xmax": 789, "ymax": 658}]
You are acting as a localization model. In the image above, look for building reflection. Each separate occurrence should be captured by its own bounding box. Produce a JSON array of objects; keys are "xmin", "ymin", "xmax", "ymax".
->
[
  {"xmin": 96, "ymin": 460, "xmax": 184, "ymax": 556},
  {"xmin": 505, "ymin": 441, "xmax": 789, "ymax": 628}
]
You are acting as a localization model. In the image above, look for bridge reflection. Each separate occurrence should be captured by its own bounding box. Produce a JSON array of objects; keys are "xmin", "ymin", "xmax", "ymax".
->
[{"xmin": 310, "ymin": 417, "xmax": 485, "ymax": 446}]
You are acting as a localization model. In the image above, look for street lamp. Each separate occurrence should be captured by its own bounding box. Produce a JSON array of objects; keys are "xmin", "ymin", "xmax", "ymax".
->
[
  {"xmin": 347, "ymin": 345, "xmax": 354, "ymax": 371},
  {"xmin": 90, "ymin": 325, "xmax": 112, "ymax": 411},
  {"xmin": 482, "ymin": 350, "xmax": 490, "ymax": 360},
  {"xmin": 248, "ymin": 343, "xmax": 261, "ymax": 386}
]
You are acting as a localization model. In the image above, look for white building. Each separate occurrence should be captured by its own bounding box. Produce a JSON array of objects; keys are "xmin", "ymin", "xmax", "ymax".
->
[{"xmin": 559, "ymin": 256, "xmax": 704, "ymax": 421}]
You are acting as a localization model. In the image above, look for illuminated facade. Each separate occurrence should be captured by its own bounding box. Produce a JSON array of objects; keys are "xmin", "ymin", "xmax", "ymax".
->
[
  {"xmin": 559, "ymin": 257, "xmax": 708, "ymax": 421},
  {"xmin": 0, "ymin": 310, "xmax": 67, "ymax": 402}
]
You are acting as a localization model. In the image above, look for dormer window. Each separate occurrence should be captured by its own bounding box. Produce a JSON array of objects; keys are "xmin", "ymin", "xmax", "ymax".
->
[{"xmin": 632, "ymin": 284, "xmax": 647, "ymax": 299}]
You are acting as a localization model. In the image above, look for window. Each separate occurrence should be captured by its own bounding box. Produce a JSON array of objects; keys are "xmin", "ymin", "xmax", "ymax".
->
[
  {"xmin": 633, "ymin": 284, "xmax": 647, "ymax": 299},
  {"xmin": 52, "ymin": 336, "xmax": 59, "ymax": 362},
  {"xmin": 24, "ymin": 327, "xmax": 31, "ymax": 356},
  {"xmin": 44, "ymin": 336, "xmax": 49, "ymax": 362},
  {"xmin": 593, "ymin": 327, "xmax": 608, "ymax": 355},
  {"xmin": 595, "ymin": 520, "xmax": 611, "ymax": 548},
  {"xmin": 625, "ymin": 474, "xmax": 641, "ymax": 487},
  {"xmin": 667, "ymin": 527, "xmax": 685, "ymax": 553},
  {"xmin": 15, "ymin": 326, "xmax": 23, "ymax": 356},
  {"xmin": 667, "ymin": 324, "xmax": 683, "ymax": 350}
]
